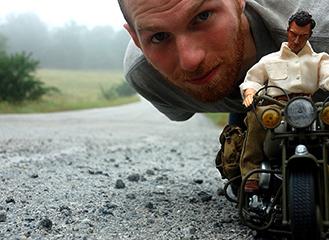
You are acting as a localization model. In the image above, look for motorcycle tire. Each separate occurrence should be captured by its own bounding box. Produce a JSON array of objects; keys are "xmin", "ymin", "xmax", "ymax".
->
[{"xmin": 288, "ymin": 167, "xmax": 318, "ymax": 240}]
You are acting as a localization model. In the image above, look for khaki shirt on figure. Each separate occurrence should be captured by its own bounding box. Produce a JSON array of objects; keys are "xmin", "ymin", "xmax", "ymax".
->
[{"xmin": 240, "ymin": 41, "xmax": 329, "ymax": 97}]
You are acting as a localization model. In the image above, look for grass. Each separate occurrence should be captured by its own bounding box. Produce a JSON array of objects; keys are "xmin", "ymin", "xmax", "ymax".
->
[
  {"xmin": 0, "ymin": 68, "xmax": 231, "ymax": 126},
  {"xmin": 0, "ymin": 69, "xmax": 139, "ymax": 113},
  {"xmin": 205, "ymin": 112, "xmax": 229, "ymax": 127}
]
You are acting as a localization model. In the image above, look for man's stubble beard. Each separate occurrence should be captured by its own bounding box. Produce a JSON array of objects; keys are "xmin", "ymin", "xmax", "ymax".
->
[
  {"xmin": 144, "ymin": 10, "xmax": 245, "ymax": 102},
  {"xmin": 167, "ymin": 22, "xmax": 244, "ymax": 102}
]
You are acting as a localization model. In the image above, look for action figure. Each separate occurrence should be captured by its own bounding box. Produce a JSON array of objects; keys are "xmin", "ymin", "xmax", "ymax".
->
[{"xmin": 239, "ymin": 10, "xmax": 329, "ymax": 192}]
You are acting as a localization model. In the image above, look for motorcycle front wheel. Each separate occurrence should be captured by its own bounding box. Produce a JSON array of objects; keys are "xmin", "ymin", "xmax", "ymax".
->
[{"xmin": 288, "ymin": 167, "xmax": 319, "ymax": 240}]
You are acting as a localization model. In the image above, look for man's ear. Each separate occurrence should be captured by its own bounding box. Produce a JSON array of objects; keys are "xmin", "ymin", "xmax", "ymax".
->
[{"xmin": 124, "ymin": 23, "xmax": 141, "ymax": 49}]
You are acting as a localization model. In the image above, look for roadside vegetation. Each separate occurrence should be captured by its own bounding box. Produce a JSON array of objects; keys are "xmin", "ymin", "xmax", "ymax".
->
[
  {"xmin": 0, "ymin": 51, "xmax": 56, "ymax": 103},
  {"xmin": 0, "ymin": 13, "xmax": 138, "ymax": 114},
  {"xmin": 205, "ymin": 113, "xmax": 229, "ymax": 126},
  {"xmin": 0, "ymin": 68, "xmax": 139, "ymax": 113},
  {"xmin": 0, "ymin": 15, "xmax": 226, "ymax": 123}
]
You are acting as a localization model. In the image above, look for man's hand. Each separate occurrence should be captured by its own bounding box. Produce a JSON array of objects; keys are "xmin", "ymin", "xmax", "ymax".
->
[{"xmin": 243, "ymin": 88, "xmax": 257, "ymax": 107}]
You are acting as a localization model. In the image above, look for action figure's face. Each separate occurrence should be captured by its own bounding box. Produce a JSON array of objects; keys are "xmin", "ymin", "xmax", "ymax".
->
[
  {"xmin": 287, "ymin": 21, "xmax": 312, "ymax": 54},
  {"xmin": 124, "ymin": 0, "xmax": 246, "ymax": 102}
]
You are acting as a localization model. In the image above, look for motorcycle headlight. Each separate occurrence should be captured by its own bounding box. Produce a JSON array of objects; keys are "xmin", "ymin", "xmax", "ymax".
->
[
  {"xmin": 284, "ymin": 97, "xmax": 316, "ymax": 128},
  {"xmin": 261, "ymin": 108, "xmax": 281, "ymax": 129},
  {"xmin": 320, "ymin": 103, "xmax": 329, "ymax": 125}
]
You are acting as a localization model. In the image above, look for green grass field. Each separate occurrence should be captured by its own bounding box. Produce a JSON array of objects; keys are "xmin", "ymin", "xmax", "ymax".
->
[
  {"xmin": 0, "ymin": 68, "xmax": 228, "ymax": 127},
  {"xmin": 205, "ymin": 113, "xmax": 229, "ymax": 126},
  {"xmin": 0, "ymin": 69, "xmax": 139, "ymax": 113}
]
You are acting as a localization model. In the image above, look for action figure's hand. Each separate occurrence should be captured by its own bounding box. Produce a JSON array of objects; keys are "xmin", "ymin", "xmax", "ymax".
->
[{"xmin": 243, "ymin": 88, "xmax": 257, "ymax": 107}]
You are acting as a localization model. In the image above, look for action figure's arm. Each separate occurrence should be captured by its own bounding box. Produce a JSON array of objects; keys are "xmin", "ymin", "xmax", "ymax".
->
[
  {"xmin": 242, "ymin": 88, "xmax": 257, "ymax": 107},
  {"xmin": 318, "ymin": 53, "xmax": 329, "ymax": 91},
  {"xmin": 239, "ymin": 60, "xmax": 269, "ymax": 107}
]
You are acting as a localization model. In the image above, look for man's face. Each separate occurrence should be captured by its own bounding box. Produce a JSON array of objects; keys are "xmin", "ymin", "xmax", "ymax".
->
[
  {"xmin": 287, "ymin": 21, "xmax": 311, "ymax": 54},
  {"xmin": 124, "ymin": 0, "xmax": 246, "ymax": 102}
]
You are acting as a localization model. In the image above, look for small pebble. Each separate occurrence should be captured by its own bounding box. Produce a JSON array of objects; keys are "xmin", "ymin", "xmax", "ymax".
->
[
  {"xmin": 189, "ymin": 227, "xmax": 197, "ymax": 234},
  {"xmin": 127, "ymin": 173, "xmax": 140, "ymax": 182},
  {"xmin": 145, "ymin": 169, "xmax": 155, "ymax": 176},
  {"xmin": 99, "ymin": 207, "xmax": 113, "ymax": 216},
  {"xmin": 126, "ymin": 193, "xmax": 136, "ymax": 199},
  {"xmin": 193, "ymin": 179, "xmax": 203, "ymax": 184},
  {"xmin": 30, "ymin": 174, "xmax": 39, "ymax": 179},
  {"xmin": 38, "ymin": 217, "xmax": 53, "ymax": 230},
  {"xmin": 88, "ymin": 170, "xmax": 103, "ymax": 175},
  {"xmin": 189, "ymin": 197, "xmax": 198, "ymax": 204},
  {"xmin": 145, "ymin": 202, "xmax": 155, "ymax": 210},
  {"xmin": 198, "ymin": 191, "xmax": 212, "ymax": 202},
  {"xmin": 0, "ymin": 211, "xmax": 6, "ymax": 222},
  {"xmin": 5, "ymin": 197, "xmax": 15, "ymax": 204},
  {"xmin": 115, "ymin": 179, "xmax": 126, "ymax": 189}
]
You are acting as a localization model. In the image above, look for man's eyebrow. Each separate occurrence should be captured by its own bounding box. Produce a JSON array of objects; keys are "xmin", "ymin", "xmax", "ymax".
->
[
  {"xmin": 137, "ymin": 25, "xmax": 160, "ymax": 33},
  {"xmin": 289, "ymin": 29, "xmax": 310, "ymax": 35},
  {"xmin": 186, "ymin": 0, "xmax": 208, "ymax": 17},
  {"xmin": 137, "ymin": 0, "xmax": 209, "ymax": 32}
]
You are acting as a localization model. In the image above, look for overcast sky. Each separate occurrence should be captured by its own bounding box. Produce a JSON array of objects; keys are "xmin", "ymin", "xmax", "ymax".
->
[{"xmin": 0, "ymin": 0, "xmax": 126, "ymax": 30}]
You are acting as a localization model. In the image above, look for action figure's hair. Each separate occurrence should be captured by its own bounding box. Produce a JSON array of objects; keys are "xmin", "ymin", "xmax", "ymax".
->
[
  {"xmin": 288, "ymin": 10, "xmax": 316, "ymax": 29},
  {"xmin": 117, "ymin": 0, "xmax": 133, "ymax": 27}
]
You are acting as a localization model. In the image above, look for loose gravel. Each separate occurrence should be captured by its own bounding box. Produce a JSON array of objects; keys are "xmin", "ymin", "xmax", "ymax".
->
[{"xmin": 0, "ymin": 100, "xmax": 254, "ymax": 240}]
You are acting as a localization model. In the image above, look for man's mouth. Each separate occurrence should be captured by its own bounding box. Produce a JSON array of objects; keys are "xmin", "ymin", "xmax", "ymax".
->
[{"xmin": 186, "ymin": 65, "xmax": 220, "ymax": 85}]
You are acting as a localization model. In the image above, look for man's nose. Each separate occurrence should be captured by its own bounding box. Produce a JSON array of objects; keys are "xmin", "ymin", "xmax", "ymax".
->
[
  {"xmin": 294, "ymin": 36, "xmax": 300, "ymax": 44},
  {"xmin": 176, "ymin": 35, "xmax": 205, "ymax": 72}
]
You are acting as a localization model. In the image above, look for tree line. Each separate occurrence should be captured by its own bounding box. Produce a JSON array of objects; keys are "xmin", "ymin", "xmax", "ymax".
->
[{"xmin": 0, "ymin": 13, "xmax": 130, "ymax": 70}]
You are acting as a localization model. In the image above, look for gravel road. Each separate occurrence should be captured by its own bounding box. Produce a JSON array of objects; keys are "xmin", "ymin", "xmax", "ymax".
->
[{"xmin": 0, "ymin": 99, "xmax": 254, "ymax": 240}]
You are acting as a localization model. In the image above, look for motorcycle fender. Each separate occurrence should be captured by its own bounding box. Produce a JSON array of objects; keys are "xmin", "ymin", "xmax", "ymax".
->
[{"xmin": 287, "ymin": 153, "xmax": 318, "ymax": 169}]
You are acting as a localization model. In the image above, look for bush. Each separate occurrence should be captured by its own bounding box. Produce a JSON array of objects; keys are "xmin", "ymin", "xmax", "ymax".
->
[
  {"xmin": 0, "ymin": 52, "xmax": 56, "ymax": 103},
  {"xmin": 100, "ymin": 85, "xmax": 117, "ymax": 100},
  {"xmin": 100, "ymin": 80, "xmax": 136, "ymax": 100},
  {"xmin": 115, "ymin": 80, "xmax": 136, "ymax": 96}
]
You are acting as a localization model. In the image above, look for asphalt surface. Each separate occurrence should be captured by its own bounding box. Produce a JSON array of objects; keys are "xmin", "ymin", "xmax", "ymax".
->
[{"xmin": 0, "ymin": 99, "xmax": 253, "ymax": 240}]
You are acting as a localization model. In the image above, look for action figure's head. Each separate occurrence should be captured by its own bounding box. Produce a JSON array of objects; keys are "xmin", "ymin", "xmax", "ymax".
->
[{"xmin": 287, "ymin": 11, "xmax": 315, "ymax": 54}]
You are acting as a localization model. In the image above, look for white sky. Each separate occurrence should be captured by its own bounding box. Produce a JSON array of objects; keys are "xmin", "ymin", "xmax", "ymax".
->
[{"xmin": 0, "ymin": 0, "xmax": 126, "ymax": 30}]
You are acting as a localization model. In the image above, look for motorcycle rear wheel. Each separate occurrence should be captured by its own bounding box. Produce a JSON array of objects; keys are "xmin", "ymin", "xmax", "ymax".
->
[{"xmin": 288, "ymin": 167, "xmax": 319, "ymax": 240}]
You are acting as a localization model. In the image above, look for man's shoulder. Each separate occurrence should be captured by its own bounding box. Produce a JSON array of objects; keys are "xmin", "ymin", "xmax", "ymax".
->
[{"xmin": 123, "ymin": 40, "xmax": 145, "ymax": 77}]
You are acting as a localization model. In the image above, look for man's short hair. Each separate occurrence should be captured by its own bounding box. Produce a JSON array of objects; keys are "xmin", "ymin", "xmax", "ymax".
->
[
  {"xmin": 288, "ymin": 10, "xmax": 316, "ymax": 29},
  {"xmin": 117, "ymin": 0, "xmax": 133, "ymax": 28}
]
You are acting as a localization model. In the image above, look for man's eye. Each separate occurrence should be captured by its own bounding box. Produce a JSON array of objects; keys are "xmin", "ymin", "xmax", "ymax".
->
[
  {"xmin": 151, "ymin": 32, "xmax": 169, "ymax": 44},
  {"xmin": 195, "ymin": 11, "xmax": 212, "ymax": 23}
]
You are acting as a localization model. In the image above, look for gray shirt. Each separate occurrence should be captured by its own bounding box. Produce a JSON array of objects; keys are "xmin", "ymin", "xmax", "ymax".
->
[{"xmin": 123, "ymin": 0, "xmax": 329, "ymax": 121}]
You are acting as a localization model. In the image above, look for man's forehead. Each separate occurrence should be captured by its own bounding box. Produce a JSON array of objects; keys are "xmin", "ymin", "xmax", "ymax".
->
[
  {"xmin": 129, "ymin": 0, "xmax": 209, "ymax": 31},
  {"xmin": 289, "ymin": 21, "xmax": 311, "ymax": 33},
  {"xmin": 127, "ymin": 0, "xmax": 207, "ymax": 7}
]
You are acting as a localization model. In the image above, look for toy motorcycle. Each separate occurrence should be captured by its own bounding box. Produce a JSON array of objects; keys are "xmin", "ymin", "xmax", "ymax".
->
[{"xmin": 225, "ymin": 86, "xmax": 329, "ymax": 240}]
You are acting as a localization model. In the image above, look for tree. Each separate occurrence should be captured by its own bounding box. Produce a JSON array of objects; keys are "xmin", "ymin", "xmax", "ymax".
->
[
  {"xmin": 0, "ymin": 13, "xmax": 131, "ymax": 70},
  {"xmin": 0, "ymin": 13, "xmax": 50, "ymax": 64},
  {"xmin": 0, "ymin": 33, "xmax": 7, "ymax": 54},
  {"xmin": 46, "ymin": 21, "xmax": 86, "ymax": 69},
  {"xmin": 0, "ymin": 52, "xmax": 55, "ymax": 102},
  {"xmin": 81, "ymin": 26, "xmax": 115, "ymax": 69}
]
